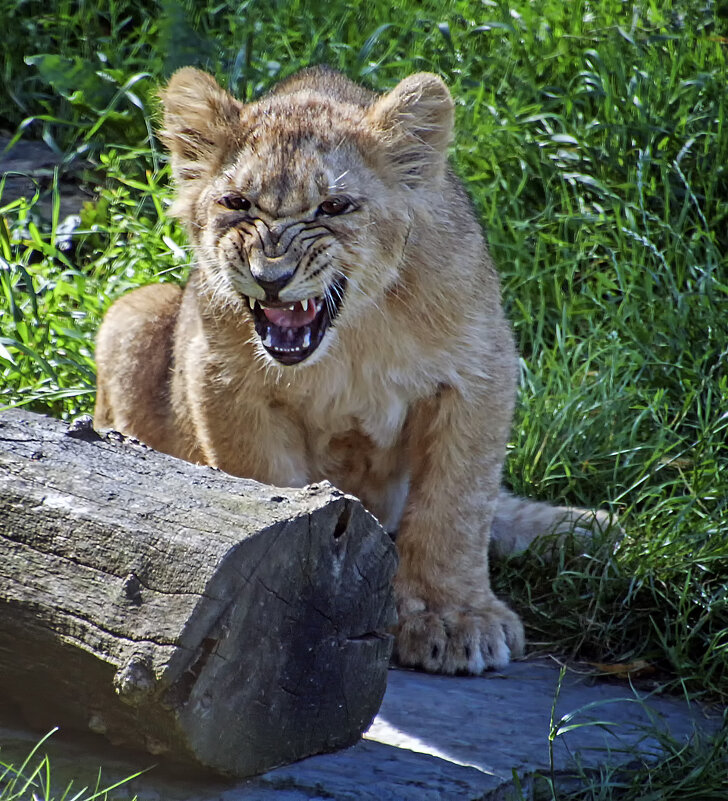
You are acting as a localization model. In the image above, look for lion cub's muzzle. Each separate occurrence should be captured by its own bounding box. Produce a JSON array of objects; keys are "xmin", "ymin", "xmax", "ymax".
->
[
  {"xmin": 247, "ymin": 249, "xmax": 300, "ymax": 299},
  {"xmin": 244, "ymin": 275, "xmax": 346, "ymax": 366}
]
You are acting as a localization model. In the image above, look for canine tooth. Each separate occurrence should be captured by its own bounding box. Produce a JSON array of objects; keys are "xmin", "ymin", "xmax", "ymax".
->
[
  {"xmin": 301, "ymin": 298, "xmax": 309, "ymax": 312},
  {"xmin": 262, "ymin": 329, "xmax": 272, "ymax": 347},
  {"xmin": 248, "ymin": 297, "xmax": 256, "ymax": 311},
  {"xmin": 303, "ymin": 331, "xmax": 311, "ymax": 348}
]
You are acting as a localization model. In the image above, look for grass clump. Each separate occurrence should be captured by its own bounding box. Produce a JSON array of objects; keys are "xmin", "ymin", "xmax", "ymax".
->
[
  {"xmin": 0, "ymin": 0, "xmax": 726, "ymax": 792},
  {"xmin": 0, "ymin": 730, "xmax": 138, "ymax": 801},
  {"xmin": 0, "ymin": 154, "xmax": 182, "ymax": 418},
  {"xmin": 552, "ymin": 711, "xmax": 728, "ymax": 800}
]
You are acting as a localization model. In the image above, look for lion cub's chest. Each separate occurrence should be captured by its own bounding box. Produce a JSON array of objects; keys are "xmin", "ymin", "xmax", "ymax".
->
[
  {"xmin": 288, "ymin": 374, "xmax": 413, "ymax": 531},
  {"xmin": 303, "ymin": 378, "xmax": 409, "ymax": 472}
]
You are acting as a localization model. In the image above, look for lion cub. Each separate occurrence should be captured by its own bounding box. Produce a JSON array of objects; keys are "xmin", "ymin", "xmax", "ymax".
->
[{"xmin": 96, "ymin": 66, "xmax": 611, "ymax": 674}]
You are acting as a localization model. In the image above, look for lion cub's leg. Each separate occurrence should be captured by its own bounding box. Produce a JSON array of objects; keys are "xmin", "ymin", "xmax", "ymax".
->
[
  {"xmin": 95, "ymin": 283, "xmax": 183, "ymax": 457},
  {"xmin": 393, "ymin": 385, "xmax": 524, "ymax": 674}
]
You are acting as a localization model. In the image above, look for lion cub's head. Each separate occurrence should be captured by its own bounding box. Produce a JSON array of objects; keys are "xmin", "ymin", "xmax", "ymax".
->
[{"xmin": 160, "ymin": 66, "xmax": 454, "ymax": 366}]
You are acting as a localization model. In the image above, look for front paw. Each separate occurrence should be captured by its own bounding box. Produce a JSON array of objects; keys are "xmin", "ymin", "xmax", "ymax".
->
[{"xmin": 393, "ymin": 598, "xmax": 525, "ymax": 674}]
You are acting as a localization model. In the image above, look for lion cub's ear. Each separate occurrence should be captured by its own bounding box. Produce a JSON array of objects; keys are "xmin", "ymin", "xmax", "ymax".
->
[
  {"xmin": 159, "ymin": 68, "xmax": 243, "ymax": 181},
  {"xmin": 367, "ymin": 73, "xmax": 455, "ymax": 186}
]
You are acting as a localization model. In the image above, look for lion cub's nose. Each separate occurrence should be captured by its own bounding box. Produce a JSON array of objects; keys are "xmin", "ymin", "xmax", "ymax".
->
[
  {"xmin": 248, "ymin": 251, "xmax": 296, "ymax": 299},
  {"xmin": 253, "ymin": 273, "xmax": 295, "ymax": 299}
]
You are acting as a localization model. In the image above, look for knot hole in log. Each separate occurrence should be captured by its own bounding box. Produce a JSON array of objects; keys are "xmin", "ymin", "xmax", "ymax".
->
[
  {"xmin": 113, "ymin": 656, "xmax": 156, "ymax": 706},
  {"xmin": 333, "ymin": 502, "xmax": 353, "ymax": 540}
]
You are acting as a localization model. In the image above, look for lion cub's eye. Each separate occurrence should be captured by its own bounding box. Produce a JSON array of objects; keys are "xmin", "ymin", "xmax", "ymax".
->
[
  {"xmin": 218, "ymin": 194, "xmax": 251, "ymax": 212},
  {"xmin": 318, "ymin": 197, "xmax": 351, "ymax": 216}
]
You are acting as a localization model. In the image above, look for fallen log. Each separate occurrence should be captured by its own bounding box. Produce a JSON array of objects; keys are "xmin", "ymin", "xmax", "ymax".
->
[{"xmin": 0, "ymin": 409, "xmax": 397, "ymax": 778}]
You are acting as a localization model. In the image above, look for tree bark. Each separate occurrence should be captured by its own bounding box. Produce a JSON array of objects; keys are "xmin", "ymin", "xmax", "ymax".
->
[{"xmin": 0, "ymin": 410, "xmax": 397, "ymax": 778}]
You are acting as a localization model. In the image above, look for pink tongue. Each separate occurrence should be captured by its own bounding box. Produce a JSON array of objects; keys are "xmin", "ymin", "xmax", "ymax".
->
[{"xmin": 263, "ymin": 301, "xmax": 318, "ymax": 329}]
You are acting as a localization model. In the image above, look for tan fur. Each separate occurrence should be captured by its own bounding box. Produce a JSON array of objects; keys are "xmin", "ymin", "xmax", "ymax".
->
[{"xmin": 95, "ymin": 67, "xmax": 614, "ymax": 674}]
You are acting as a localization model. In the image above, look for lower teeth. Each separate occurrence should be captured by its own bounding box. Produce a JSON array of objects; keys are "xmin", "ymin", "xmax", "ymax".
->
[{"xmin": 261, "ymin": 325, "xmax": 312, "ymax": 353}]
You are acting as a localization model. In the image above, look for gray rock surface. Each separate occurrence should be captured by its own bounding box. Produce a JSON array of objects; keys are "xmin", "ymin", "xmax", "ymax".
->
[
  {"xmin": 0, "ymin": 136, "xmax": 92, "ymax": 221},
  {"xmin": 0, "ymin": 660, "xmax": 720, "ymax": 800}
]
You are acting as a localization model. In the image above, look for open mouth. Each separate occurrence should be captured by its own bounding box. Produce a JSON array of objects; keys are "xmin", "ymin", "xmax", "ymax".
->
[{"xmin": 246, "ymin": 277, "xmax": 346, "ymax": 365}]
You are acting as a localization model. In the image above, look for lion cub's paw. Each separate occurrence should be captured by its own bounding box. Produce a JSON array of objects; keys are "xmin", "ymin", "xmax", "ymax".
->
[{"xmin": 393, "ymin": 598, "xmax": 525, "ymax": 674}]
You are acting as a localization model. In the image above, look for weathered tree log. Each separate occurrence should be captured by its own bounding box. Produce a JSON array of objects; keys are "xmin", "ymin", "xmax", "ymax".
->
[{"xmin": 0, "ymin": 410, "xmax": 397, "ymax": 777}]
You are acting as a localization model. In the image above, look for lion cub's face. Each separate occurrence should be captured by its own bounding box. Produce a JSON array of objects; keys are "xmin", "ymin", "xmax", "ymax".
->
[{"xmin": 161, "ymin": 67, "xmax": 454, "ymax": 366}]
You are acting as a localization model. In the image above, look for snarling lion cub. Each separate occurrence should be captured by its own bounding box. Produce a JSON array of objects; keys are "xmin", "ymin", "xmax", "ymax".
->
[{"xmin": 95, "ymin": 66, "xmax": 611, "ymax": 674}]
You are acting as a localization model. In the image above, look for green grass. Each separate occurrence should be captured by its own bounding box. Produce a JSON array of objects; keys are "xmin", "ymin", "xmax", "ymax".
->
[
  {"xmin": 538, "ymin": 703, "xmax": 728, "ymax": 800},
  {"xmin": 0, "ymin": 730, "xmax": 138, "ymax": 801},
  {"xmin": 1, "ymin": 0, "xmax": 726, "ymax": 795}
]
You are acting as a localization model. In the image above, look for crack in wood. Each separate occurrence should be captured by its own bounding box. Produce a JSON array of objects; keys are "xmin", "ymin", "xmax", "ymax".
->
[{"xmin": 0, "ymin": 532, "xmax": 209, "ymax": 599}]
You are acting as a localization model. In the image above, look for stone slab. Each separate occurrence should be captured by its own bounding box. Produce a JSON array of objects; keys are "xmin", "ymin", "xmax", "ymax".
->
[
  {"xmin": 0, "ymin": 659, "xmax": 720, "ymax": 800},
  {"xmin": 0, "ymin": 136, "xmax": 93, "ymax": 222}
]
